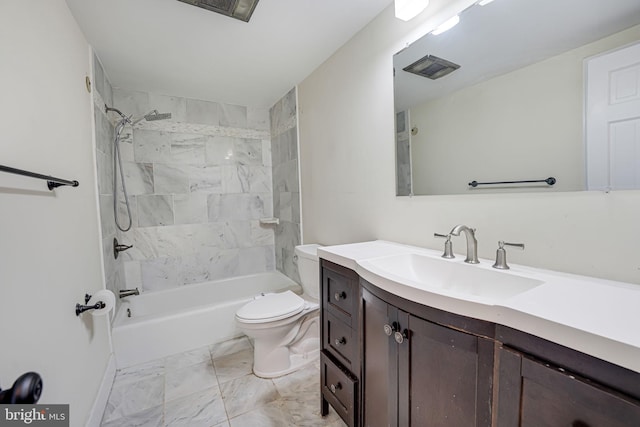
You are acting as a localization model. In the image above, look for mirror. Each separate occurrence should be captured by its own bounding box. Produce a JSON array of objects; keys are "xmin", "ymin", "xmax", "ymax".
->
[{"xmin": 394, "ymin": 0, "xmax": 640, "ymax": 196}]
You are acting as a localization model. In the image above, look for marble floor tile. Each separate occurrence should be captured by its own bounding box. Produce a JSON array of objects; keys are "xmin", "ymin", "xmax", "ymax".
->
[
  {"xmin": 213, "ymin": 348, "xmax": 253, "ymax": 384},
  {"xmin": 101, "ymin": 336, "xmax": 347, "ymax": 427},
  {"xmin": 165, "ymin": 360, "xmax": 218, "ymax": 402},
  {"xmin": 164, "ymin": 387, "xmax": 227, "ymax": 427},
  {"xmin": 113, "ymin": 358, "xmax": 165, "ymax": 387},
  {"xmin": 101, "ymin": 404, "xmax": 163, "ymax": 427},
  {"xmin": 220, "ymin": 374, "xmax": 280, "ymax": 418},
  {"xmin": 228, "ymin": 400, "xmax": 292, "ymax": 427},
  {"xmin": 103, "ymin": 375, "xmax": 164, "ymax": 422},
  {"xmin": 280, "ymin": 385, "xmax": 341, "ymax": 426},
  {"xmin": 164, "ymin": 346, "xmax": 212, "ymax": 370},
  {"xmin": 272, "ymin": 362, "xmax": 319, "ymax": 399},
  {"xmin": 209, "ymin": 336, "xmax": 252, "ymax": 360}
]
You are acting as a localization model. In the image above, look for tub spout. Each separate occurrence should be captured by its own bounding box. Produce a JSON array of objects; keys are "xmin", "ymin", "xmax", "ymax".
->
[{"xmin": 119, "ymin": 288, "xmax": 139, "ymax": 298}]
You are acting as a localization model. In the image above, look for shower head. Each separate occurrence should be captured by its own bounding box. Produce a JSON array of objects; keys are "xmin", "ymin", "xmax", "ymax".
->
[
  {"xmin": 144, "ymin": 110, "xmax": 172, "ymax": 121},
  {"xmin": 131, "ymin": 110, "xmax": 172, "ymax": 125}
]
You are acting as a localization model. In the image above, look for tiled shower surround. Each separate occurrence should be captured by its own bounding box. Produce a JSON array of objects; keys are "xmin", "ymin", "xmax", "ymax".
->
[
  {"xmin": 395, "ymin": 110, "xmax": 411, "ymax": 197},
  {"xmin": 92, "ymin": 54, "xmax": 302, "ymax": 295},
  {"xmin": 93, "ymin": 55, "xmax": 124, "ymax": 302},
  {"xmin": 270, "ymin": 89, "xmax": 302, "ymax": 283}
]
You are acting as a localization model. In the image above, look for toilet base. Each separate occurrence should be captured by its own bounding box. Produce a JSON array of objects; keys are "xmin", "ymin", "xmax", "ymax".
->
[
  {"xmin": 244, "ymin": 311, "xmax": 320, "ymax": 378},
  {"xmin": 253, "ymin": 347, "xmax": 319, "ymax": 378}
]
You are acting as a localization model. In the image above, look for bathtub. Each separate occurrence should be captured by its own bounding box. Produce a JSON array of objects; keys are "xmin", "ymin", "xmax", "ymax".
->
[{"xmin": 111, "ymin": 271, "xmax": 301, "ymax": 368}]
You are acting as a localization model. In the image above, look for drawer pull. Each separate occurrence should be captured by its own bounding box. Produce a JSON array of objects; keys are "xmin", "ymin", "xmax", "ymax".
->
[
  {"xmin": 383, "ymin": 322, "xmax": 398, "ymax": 336},
  {"xmin": 335, "ymin": 337, "xmax": 347, "ymax": 346},
  {"xmin": 334, "ymin": 291, "xmax": 347, "ymax": 301},
  {"xmin": 330, "ymin": 382, "xmax": 343, "ymax": 393}
]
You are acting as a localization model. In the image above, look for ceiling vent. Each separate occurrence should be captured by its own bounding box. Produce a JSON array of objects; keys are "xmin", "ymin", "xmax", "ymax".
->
[
  {"xmin": 403, "ymin": 55, "xmax": 461, "ymax": 80},
  {"xmin": 177, "ymin": 0, "xmax": 260, "ymax": 22}
]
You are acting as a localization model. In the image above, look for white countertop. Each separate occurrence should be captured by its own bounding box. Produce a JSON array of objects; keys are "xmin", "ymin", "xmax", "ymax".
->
[{"xmin": 318, "ymin": 240, "xmax": 640, "ymax": 373}]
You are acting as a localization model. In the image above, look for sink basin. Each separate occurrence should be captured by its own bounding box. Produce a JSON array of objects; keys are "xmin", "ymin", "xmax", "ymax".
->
[{"xmin": 359, "ymin": 253, "xmax": 543, "ymax": 302}]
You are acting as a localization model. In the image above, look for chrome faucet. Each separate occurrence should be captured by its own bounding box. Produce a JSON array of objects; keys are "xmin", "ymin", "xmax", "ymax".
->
[
  {"xmin": 119, "ymin": 288, "xmax": 139, "ymax": 298},
  {"xmin": 450, "ymin": 224, "xmax": 479, "ymax": 264}
]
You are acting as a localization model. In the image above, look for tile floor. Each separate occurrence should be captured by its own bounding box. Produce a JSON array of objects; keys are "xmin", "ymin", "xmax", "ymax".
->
[{"xmin": 101, "ymin": 336, "xmax": 346, "ymax": 426}]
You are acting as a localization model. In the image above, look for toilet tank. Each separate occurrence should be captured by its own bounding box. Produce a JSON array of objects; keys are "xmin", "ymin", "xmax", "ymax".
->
[{"xmin": 294, "ymin": 244, "xmax": 322, "ymax": 300}]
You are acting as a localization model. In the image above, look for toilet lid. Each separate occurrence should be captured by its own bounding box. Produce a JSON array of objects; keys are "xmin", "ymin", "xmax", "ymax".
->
[{"xmin": 236, "ymin": 290, "xmax": 305, "ymax": 323}]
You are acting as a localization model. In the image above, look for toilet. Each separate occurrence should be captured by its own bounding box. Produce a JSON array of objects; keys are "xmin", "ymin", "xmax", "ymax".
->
[{"xmin": 235, "ymin": 244, "xmax": 322, "ymax": 378}]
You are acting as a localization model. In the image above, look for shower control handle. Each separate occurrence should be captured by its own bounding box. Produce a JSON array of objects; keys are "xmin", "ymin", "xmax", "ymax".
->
[
  {"xmin": 334, "ymin": 291, "xmax": 347, "ymax": 301},
  {"xmin": 330, "ymin": 382, "xmax": 342, "ymax": 394},
  {"xmin": 334, "ymin": 337, "xmax": 347, "ymax": 346}
]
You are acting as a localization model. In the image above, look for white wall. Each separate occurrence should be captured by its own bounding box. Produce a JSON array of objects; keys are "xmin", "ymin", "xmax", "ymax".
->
[
  {"xmin": 298, "ymin": 0, "xmax": 640, "ymax": 285},
  {"xmin": 0, "ymin": 1, "xmax": 111, "ymax": 425},
  {"xmin": 411, "ymin": 24, "xmax": 640, "ymax": 195}
]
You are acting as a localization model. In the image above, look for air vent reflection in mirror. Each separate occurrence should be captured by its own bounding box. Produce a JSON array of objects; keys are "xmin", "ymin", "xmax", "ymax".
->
[{"xmin": 403, "ymin": 55, "xmax": 461, "ymax": 80}]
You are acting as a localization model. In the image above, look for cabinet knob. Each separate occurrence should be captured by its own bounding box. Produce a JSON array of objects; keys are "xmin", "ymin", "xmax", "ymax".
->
[
  {"xmin": 334, "ymin": 337, "xmax": 347, "ymax": 346},
  {"xmin": 383, "ymin": 322, "xmax": 398, "ymax": 336},
  {"xmin": 330, "ymin": 382, "xmax": 342, "ymax": 393},
  {"xmin": 334, "ymin": 291, "xmax": 347, "ymax": 301},
  {"xmin": 394, "ymin": 329, "xmax": 409, "ymax": 344}
]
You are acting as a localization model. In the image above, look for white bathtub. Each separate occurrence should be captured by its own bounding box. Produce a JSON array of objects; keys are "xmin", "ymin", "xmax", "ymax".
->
[{"xmin": 111, "ymin": 271, "xmax": 301, "ymax": 368}]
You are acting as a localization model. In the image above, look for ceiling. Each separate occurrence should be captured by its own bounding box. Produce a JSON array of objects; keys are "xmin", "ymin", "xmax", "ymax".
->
[
  {"xmin": 65, "ymin": 0, "xmax": 394, "ymax": 108},
  {"xmin": 394, "ymin": 0, "xmax": 640, "ymax": 112}
]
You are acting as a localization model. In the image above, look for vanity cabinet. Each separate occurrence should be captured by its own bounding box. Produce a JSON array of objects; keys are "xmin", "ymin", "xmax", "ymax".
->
[
  {"xmin": 361, "ymin": 281, "xmax": 494, "ymax": 427},
  {"xmin": 320, "ymin": 260, "xmax": 361, "ymax": 427},
  {"xmin": 494, "ymin": 327, "xmax": 640, "ymax": 426},
  {"xmin": 318, "ymin": 256, "xmax": 640, "ymax": 427}
]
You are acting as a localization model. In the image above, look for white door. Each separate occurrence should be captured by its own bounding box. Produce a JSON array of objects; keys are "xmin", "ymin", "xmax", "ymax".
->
[{"xmin": 586, "ymin": 41, "xmax": 640, "ymax": 191}]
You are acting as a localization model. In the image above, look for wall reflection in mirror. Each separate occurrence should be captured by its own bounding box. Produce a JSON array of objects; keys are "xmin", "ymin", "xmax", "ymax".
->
[{"xmin": 394, "ymin": 0, "xmax": 640, "ymax": 196}]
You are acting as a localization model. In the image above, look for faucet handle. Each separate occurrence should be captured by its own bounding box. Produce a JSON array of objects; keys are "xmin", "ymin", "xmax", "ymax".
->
[
  {"xmin": 502, "ymin": 241, "xmax": 524, "ymax": 250},
  {"xmin": 492, "ymin": 241, "xmax": 524, "ymax": 270},
  {"xmin": 434, "ymin": 233, "xmax": 455, "ymax": 259}
]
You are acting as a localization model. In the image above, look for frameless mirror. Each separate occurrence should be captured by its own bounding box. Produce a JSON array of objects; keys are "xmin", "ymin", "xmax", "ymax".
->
[{"xmin": 394, "ymin": 0, "xmax": 640, "ymax": 196}]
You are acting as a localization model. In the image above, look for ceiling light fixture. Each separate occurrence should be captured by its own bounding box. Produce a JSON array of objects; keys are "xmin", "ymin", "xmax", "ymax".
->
[
  {"xmin": 431, "ymin": 15, "xmax": 460, "ymax": 35},
  {"xmin": 395, "ymin": 0, "xmax": 430, "ymax": 22},
  {"xmin": 176, "ymin": 0, "xmax": 260, "ymax": 22},
  {"xmin": 478, "ymin": 0, "xmax": 495, "ymax": 5}
]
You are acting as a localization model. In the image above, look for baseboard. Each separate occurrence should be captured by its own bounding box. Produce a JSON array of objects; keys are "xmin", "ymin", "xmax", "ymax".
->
[{"xmin": 85, "ymin": 354, "xmax": 116, "ymax": 427}]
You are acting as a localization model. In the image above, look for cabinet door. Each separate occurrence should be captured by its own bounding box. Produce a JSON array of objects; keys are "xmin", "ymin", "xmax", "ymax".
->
[
  {"xmin": 362, "ymin": 288, "xmax": 397, "ymax": 427},
  {"xmin": 496, "ymin": 346, "xmax": 640, "ymax": 426},
  {"xmin": 398, "ymin": 313, "xmax": 493, "ymax": 426}
]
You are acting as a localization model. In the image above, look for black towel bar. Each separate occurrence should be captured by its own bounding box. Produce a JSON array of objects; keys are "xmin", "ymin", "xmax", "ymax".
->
[
  {"xmin": 468, "ymin": 177, "xmax": 556, "ymax": 188},
  {"xmin": 0, "ymin": 164, "xmax": 79, "ymax": 190}
]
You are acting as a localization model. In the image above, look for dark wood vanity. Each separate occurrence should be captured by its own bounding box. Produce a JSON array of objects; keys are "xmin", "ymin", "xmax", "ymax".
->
[{"xmin": 319, "ymin": 259, "xmax": 640, "ymax": 427}]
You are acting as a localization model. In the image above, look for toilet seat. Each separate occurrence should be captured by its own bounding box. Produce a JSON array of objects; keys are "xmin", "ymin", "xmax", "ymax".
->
[{"xmin": 236, "ymin": 291, "xmax": 305, "ymax": 323}]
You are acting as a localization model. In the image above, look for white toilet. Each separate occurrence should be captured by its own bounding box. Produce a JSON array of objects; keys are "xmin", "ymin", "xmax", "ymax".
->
[{"xmin": 235, "ymin": 244, "xmax": 322, "ymax": 378}]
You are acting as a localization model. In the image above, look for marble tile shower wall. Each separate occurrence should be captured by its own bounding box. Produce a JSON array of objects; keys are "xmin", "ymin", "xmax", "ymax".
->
[
  {"xmin": 396, "ymin": 110, "xmax": 411, "ymax": 197},
  {"xmin": 96, "ymin": 87, "xmax": 275, "ymax": 293},
  {"xmin": 269, "ymin": 88, "xmax": 301, "ymax": 283},
  {"xmin": 92, "ymin": 54, "xmax": 125, "ymax": 307}
]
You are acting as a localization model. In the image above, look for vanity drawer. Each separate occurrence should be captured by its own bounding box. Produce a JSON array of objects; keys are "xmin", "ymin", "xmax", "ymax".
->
[
  {"xmin": 322, "ymin": 263, "xmax": 358, "ymax": 327},
  {"xmin": 321, "ymin": 351, "xmax": 358, "ymax": 427},
  {"xmin": 324, "ymin": 311, "xmax": 357, "ymax": 371}
]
